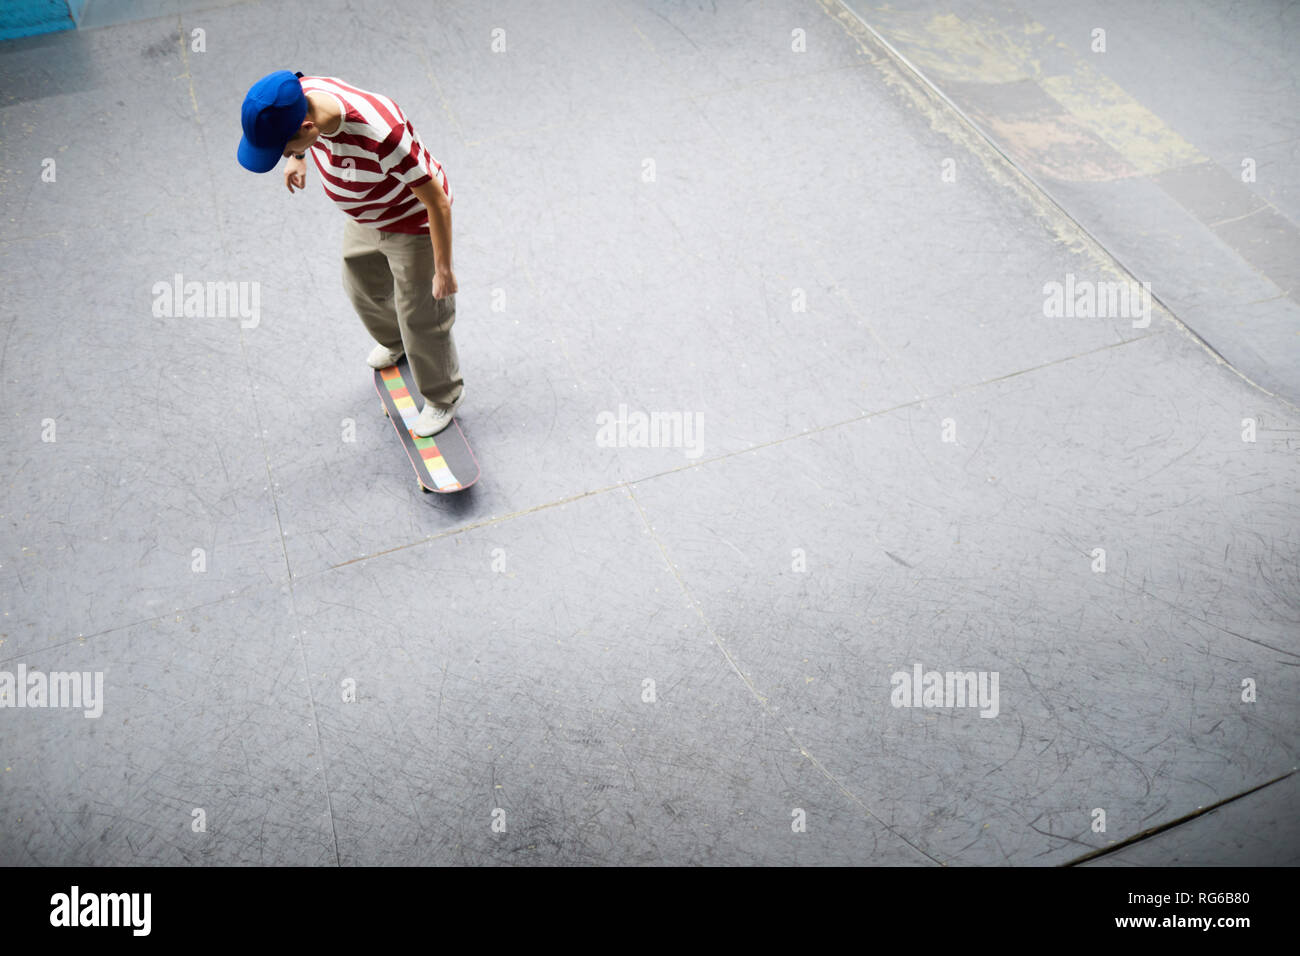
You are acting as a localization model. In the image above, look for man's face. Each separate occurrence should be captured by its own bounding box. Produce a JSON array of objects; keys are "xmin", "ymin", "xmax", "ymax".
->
[{"xmin": 282, "ymin": 123, "xmax": 318, "ymax": 157}]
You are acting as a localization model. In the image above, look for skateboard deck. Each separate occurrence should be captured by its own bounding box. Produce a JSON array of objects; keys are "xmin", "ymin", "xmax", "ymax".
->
[{"xmin": 374, "ymin": 358, "xmax": 478, "ymax": 493}]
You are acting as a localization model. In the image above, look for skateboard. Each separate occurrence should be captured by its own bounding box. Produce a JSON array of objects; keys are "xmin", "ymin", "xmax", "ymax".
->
[{"xmin": 374, "ymin": 357, "xmax": 479, "ymax": 493}]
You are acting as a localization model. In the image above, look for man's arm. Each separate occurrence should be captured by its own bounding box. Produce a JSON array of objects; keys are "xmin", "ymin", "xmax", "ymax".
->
[{"xmin": 411, "ymin": 179, "xmax": 456, "ymax": 299}]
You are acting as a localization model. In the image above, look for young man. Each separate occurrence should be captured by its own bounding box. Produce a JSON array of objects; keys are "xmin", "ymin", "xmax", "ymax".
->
[{"xmin": 236, "ymin": 70, "xmax": 463, "ymax": 436}]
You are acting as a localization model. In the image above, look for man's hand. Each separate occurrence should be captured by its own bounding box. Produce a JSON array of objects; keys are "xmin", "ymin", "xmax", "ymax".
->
[
  {"xmin": 284, "ymin": 156, "xmax": 307, "ymax": 193},
  {"xmin": 433, "ymin": 270, "xmax": 458, "ymax": 299}
]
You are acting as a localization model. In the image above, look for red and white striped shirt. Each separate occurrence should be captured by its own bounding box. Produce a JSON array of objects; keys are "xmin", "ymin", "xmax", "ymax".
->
[{"xmin": 300, "ymin": 76, "xmax": 452, "ymax": 234}]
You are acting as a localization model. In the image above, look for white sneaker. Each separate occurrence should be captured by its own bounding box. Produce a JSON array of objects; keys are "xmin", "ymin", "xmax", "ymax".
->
[
  {"xmin": 367, "ymin": 344, "xmax": 404, "ymax": 369},
  {"xmin": 412, "ymin": 396, "xmax": 461, "ymax": 437}
]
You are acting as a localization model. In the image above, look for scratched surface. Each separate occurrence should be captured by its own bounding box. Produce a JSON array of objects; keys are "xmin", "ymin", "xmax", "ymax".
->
[{"xmin": 0, "ymin": 0, "xmax": 1297, "ymax": 865}]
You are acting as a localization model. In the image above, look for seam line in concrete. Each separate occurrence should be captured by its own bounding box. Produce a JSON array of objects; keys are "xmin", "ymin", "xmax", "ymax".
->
[
  {"xmin": 623, "ymin": 483, "xmax": 943, "ymax": 865},
  {"xmin": 313, "ymin": 331, "xmax": 1161, "ymax": 577},
  {"xmin": 1062, "ymin": 768, "xmax": 1298, "ymax": 866}
]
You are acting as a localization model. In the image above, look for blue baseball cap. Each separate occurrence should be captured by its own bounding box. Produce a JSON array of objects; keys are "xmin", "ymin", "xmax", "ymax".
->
[{"xmin": 237, "ymin": 70, "xmax": 308, "ymax": 173}]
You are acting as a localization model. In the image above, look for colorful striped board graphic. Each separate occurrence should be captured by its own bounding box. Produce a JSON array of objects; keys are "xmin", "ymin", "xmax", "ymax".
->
[{"xmin": 373, "ymin": 358, "xmax": 478, "ymax": 494}]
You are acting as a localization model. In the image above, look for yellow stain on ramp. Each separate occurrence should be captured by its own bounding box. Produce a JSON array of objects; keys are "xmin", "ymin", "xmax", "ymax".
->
[
  {"xmin": 857, "ymin": 6, "xmax": 1205, "ymax": 178},
  {"xmin": 1039, "ymin": 72, "xmax": 1203, "ymax": 176}
]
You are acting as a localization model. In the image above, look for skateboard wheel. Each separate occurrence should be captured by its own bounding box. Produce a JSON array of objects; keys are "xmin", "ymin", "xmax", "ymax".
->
[
  {"xmin": 419, "ymin": 483, "xmax": 432, "ymax": 494},
  {"xmin": 382, "ymin": 405, "xmax": 390, "ymax": 418}
]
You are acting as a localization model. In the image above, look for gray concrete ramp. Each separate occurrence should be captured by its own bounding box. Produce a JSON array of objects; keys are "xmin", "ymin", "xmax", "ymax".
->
[
  {"xmin": 841, "ymin": 0, "xmax": 1300, "ymax": 403},
  {"xmin": 0, "ymin": 0, "xmax": 1296, "ymax": 866}
]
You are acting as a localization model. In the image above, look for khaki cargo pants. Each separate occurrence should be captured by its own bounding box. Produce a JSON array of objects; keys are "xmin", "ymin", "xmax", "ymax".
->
[{"xmin": 341, "ymin": 218, "xmax": 463, "ymax": 408}]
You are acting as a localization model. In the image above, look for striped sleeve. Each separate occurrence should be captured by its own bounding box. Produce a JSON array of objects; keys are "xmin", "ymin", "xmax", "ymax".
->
[{"xmin": 380, "ymin": 122, "xmax": 436, "ymax": 188}]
